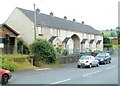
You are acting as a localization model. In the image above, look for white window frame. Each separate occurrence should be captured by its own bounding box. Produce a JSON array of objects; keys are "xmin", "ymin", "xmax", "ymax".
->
[
  {"xmin": 50, "ymin": 28, "xmax": 53, "ymax": 36},
  {"xmin": 57, "ymin": 29, "xmax": 60, "ymax": 36},
  {"xmin": 38, "ymin": 27, "xmax": 42, "ymax": 35}
]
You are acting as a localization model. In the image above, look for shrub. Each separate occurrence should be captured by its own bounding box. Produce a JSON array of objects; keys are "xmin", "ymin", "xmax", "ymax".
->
[
  {"xmin": 17, "ymin": 38, "xmax": 30, "ymax": 54},
  {"xmin": 56, "ymin": 45, "xmax": 63, "ymax": 53},
  {"xmin": 31, "ymin": 39, "xmax": 57, "ymax": 64},
  {"xmin": 2, "ymin": 58, "xmax": 15, "ymax": 72},
  {"xmin": 62, "ymin": 49, "xmax": 69, "ymax": 56}
]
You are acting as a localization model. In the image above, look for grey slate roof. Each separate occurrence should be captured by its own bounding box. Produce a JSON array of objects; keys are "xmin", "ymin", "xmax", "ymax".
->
[
  {"xmin": 81, "ymin": 39, "xmax": 88, "ymax": 44},
  {"xmin": 17, "ymin": 7, "xmax": 102, "ymax": 36},
  {"xmin": 62, "ymin": 37, "xmax": 70, "ymax": 43},
  {"xmin": 48, "ymin": 36, "xmax": 57, "ymax": 43},
  {"xmin": 89, "ymin": 39, "xmax": 94, "ymax": 44},
  {"xmin": 96, "ymin": 40, "xmax": 102, "ymax": 44}
]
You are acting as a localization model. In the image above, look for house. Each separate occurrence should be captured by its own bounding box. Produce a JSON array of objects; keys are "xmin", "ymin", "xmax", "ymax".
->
[
  {"xmin": 5, "ymin": 7, "xmax": 103, "ymax": 53},
  {"xmin": 0, "ymin": 24, "xmax": 19, "ymax": 54}
]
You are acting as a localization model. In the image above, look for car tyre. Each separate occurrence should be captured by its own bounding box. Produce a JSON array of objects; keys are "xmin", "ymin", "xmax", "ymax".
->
[
  {"xmin": 109, "ymin": 60, "xmax": 111, "ymax": 63},
  {"xmin": 77, "ymin": 65, "xmax": 80, "ymax": 68},
  {"xmin": 2, "ymin": 74, "xmax": 9, "ymax": 84},
  {"xmin": 97, "ymin": 63, "xmax": 99, "ymax": 67}
]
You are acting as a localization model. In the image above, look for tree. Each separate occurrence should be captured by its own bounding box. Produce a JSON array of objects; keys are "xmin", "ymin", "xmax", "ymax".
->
[
  {"xmin": 31, "ymin": 39, "xmax": 57, "ymax": 64},
  {"xmin": 110, "ymin": 32, "xmax": 116, "ymax": 37},
  {"xmin": 103, "ymin": 36, "xmax": 113, "ymax": 50},
  {"xmin": 117, "ymin": 30, "xmax": 120, "ymax": 44},
  {"xmin": 103, "ymin": 36, "xmax": 110, "ymax": 44}
]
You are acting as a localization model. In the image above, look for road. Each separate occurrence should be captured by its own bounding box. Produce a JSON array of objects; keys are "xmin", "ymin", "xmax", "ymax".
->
[{"xmin": 7, "ymin": 51, "xmax": 118, "ymax": 85}]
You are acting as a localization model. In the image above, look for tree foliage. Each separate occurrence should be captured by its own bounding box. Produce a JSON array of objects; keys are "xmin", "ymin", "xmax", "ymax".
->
[
  {"xmin": 31, "ymin": 39, "xmax": 57, "ymax": 63},
  {"xmin": 103, "ymin": 36, "xmax": 110, "ymax": 44},
  {"xmin": 56, "ymin": 45, "xmax": 63, "ymax": 53},
  {"xmin": 110, "ymin": 32, "xmax": 116, "ymax": 37},
  {"xmin": 117, "ymin": 30, "xmax": 120, "ymax": 44}
]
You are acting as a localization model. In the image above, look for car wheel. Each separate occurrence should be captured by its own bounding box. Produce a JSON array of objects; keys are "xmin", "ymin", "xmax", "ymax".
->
[
  {"xmin": 2, "ymin": 74, "xmax": 9, "ymax": 84},
  {"xmin": 77, "ymin": 65, "xmax": 80, "ymax": 68},
  {"xmin": 109, "ymin": 60, "xmax": 111, "ymax": 63},
  {"xmin": 97, "ymin": 63, "xmax": 99, "ymax": 67},
  {"xmin": 104, "ymin": 61, "xmax": 107, "ymax": 64},
  {"xmin": 89, "ymin": 63, "xmax": 92, "ymax": 68}
]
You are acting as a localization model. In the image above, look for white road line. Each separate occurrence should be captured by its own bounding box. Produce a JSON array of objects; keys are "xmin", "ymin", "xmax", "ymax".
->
[
  {"xmin": 106, "ymin": 66, "xmax": 117, "ymax": 70},
  {"xmin": 82, "ymin": 70, "xmax": 101, "ymax": 77},
  {"xmin": 51, "ymin": 79, "xmax": 71, "ymax": 84},
  {"xmin": 34, "ymin": 68, "xmax": 51, "ymax": 71}
]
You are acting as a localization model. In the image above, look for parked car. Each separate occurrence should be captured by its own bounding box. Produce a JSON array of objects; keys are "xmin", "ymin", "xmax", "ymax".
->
[
  {"xmin": 0, "ymin": 69, "xmax": 12, "ymax": 84},
  {"xmin": 95, "ymin": 53, "xmax": 111, "ymax": 64},
  {"xmin": 77, "ymin": 55, "xmax": 99, "ymax": 68}
]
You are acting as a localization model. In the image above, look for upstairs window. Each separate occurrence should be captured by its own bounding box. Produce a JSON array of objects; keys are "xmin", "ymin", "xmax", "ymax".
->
[
  {"xmin": 50, "ymin": 28, "xmax": 53, "ymax": 36},
  {"xmin": 38, "ymin": 27, "xmax": 43, "ymax": 36},
  {"xmin": 57, "ymin": 29, "xmax": 60, "ymax": 36}
]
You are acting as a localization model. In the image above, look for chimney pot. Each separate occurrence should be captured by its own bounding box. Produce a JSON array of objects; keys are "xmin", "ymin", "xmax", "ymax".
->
[
  {"xmin": 50, "ymin": 12, "xmax": 53, "ymax": 16},
  {"xmin": 36, "ymin": 8, "xmax": 40, "ymax": 13},
  {"xmin": 73, "ymin": 19, "xmax": 76, "ymax": 22},
  {"xmin": 64, "ymin": 16, "xmax": 67, "ymax": 19},
  {"xmin": 82, "ymin": 21, "xmax": 84, "ymax": 24}
]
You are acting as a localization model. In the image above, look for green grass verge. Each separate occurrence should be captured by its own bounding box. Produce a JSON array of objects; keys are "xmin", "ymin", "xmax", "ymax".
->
[{"xmin": 0, "ymin": 54, "xmax": 36, "ymax": 71}]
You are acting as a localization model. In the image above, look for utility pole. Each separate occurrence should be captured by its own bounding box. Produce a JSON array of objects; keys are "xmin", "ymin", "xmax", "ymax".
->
[{"xmin": 34, "ymin": 3, "xmax": 36, "ymax": 40}]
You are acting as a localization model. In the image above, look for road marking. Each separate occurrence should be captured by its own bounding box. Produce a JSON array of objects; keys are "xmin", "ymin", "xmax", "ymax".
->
[
  {"xmin": 51, "ymin": 79, "xmax": 71, "ymax": 84},
  {"xmin": 82, "ymin": 70, "xmax": 101, "ymax": 77},
  {"xmin": 34, "ymin": 68, "xmax": 51, "ymax": 71},
  {"xmin": 106, "ymin": 66, "xmax": 117, "ymax": 70}
]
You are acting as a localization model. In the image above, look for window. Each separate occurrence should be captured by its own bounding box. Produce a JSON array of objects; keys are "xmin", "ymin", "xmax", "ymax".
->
[
  {"xmin": 50, "ymin": 28, "xmax": 53, "ymax": 35},
  {"xmin": 66, "ymin": 30, "xmax": 68, "ymax": 37},
  {"xmin": 57, "ymin": 29, "xmax": 60, "ymax": 36},
  {"xmin": 0, "ymin": 38, "xmax": 5, "ymax": 43},
  {"xmin": 38, "ymin": 27, "xmax": 43, "ymax": 35}
]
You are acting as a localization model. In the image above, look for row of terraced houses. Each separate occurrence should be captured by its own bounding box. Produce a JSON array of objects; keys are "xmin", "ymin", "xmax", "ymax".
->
[{"xmin": 0, "ymin": 7, "xmax": 103, "ymax": 54}]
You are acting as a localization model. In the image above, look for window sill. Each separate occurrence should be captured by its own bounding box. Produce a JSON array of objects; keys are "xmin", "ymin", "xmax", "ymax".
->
[{"xmin": 39, "ymin": 34, "xmax": 43, "ymax": 36}]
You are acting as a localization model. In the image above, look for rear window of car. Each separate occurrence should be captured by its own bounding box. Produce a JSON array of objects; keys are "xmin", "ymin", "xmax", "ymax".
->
[{"xmin": 80, "ymin": 56, "xmax": 90, "ymax": 60}]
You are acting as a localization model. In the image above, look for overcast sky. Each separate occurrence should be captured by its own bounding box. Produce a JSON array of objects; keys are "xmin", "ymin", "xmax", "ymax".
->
[{"xmin": 0, "ymin": 0, "xmax": 119, "ymax": 30}]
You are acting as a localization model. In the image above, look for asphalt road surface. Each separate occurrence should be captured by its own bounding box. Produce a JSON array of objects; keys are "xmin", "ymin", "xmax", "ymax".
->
[{"xmin": 7, "ymin": 51, "xmax": 118, "ymax": 85}]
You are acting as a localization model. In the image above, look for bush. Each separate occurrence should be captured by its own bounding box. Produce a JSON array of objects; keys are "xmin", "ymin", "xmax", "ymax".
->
[
  {"xmin": 1, "ymin": 58, "xmax": 15, "ymax": 71},
  {"xmin": 56, "ymin": 45, "xmax": 63, "ymax": 53},
  {"xmin": 31, "ymin": 39, "xmax": 57, "ymax": 64},
  {"xmin": 104, "ymin": 44, "xmax": 112, "ymax": 48},
  {"xmin": 17, "ymin": 38, "xmax": 30, "ymax": 54},
  {"xmin": 62, "ymin": 49, "xmax": 69, "ymax": 56}
]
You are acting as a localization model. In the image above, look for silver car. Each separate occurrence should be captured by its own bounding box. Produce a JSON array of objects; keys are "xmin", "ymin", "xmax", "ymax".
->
[{"xmin": 77, "ymin": 55, "xmax": 99, "ymax": 68}]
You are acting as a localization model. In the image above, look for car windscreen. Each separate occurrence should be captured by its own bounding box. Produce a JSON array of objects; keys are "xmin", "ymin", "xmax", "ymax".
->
[
  {"xmin": 80, "ymin": 56, "xmax": 89, "ymax": 60},
  {"xmin": 96, "ymin": 54, "xmax": 105, "ymax": 58}
]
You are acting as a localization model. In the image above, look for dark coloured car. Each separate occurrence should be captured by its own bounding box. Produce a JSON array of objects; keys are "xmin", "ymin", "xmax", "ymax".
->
[
  {"xmin": 0, "ymin": 69, "xmax": 12, "ymax": 84},
  {"xmin": 95, "ymin": 53, "xmax": 111, "ymax": 64}
]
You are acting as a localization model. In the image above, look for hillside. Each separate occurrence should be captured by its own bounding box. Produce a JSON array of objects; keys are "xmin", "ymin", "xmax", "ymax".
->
[{"xmin": 99, "ymin": 29, "xmax": 118, "ymax": 39}]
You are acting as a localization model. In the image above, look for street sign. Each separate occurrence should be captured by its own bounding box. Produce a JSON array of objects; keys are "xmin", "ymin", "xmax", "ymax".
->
[{"xmin": 0, "ymin": 43, "xmax": 4, "ymax": 48}]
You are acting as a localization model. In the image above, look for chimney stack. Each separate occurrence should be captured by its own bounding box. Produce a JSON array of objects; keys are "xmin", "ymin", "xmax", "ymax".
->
[
  {"xmin": 73, "ymin": 19, "xmax": 76, "ymax": 22},
  {"xmin": 64, "ymin": 16, "xmax": 67, "ymax": 20},
  {"xmin": 36, "ymin": 8, "xmax": 40, "ymax": 14},
  {"xmin": 82, "ymin": 21, "xmax": 84, "ymax": 24},
  {"xmin": 50, "ymin": 12, "xmax": 53, "ymax": 16}
]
